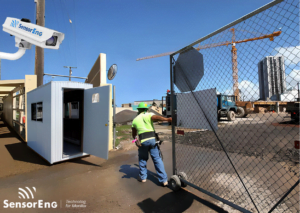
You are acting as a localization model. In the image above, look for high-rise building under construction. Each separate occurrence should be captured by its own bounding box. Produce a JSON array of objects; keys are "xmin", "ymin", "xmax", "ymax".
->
[{"xmin": 258, "ymin": 56, "xmax": 286, "ymax": 100}]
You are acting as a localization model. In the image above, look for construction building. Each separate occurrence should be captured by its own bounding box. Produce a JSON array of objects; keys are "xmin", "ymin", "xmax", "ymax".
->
[{"xmin": 258, "ymin": 56, "xmax": 286, "ymax": 101}]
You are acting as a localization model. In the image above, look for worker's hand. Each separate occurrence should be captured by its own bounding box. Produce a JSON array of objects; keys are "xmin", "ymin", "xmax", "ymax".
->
[
  {"xmin": 135, "ymin": 139, "xmax": 142, "ymax": 147},
  {"xmin": 168, "ymin": 117, "xmax": 172, "ymax": 122}
]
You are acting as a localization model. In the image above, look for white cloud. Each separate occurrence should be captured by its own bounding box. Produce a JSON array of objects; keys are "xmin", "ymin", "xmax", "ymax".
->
[
  {"xmin": 274, "ymin": 46, "xmax": 300, "ymax": 66},
  {"xmin": 286, "ymin": 69, "xmax": 300, "ymax": 89},
  {"xmin": 222, "ymin": 80, "xmax": 259, "ymax": 101}
]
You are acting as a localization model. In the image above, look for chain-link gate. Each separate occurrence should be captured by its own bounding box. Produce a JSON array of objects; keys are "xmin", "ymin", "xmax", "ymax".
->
[{"xmin": 168, "ymin": 0, "xmax": 299, "ymax": 212}]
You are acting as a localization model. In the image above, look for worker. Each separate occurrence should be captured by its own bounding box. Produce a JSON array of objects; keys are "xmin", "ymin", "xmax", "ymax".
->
[{"xmin": 132, "ymin": 102, "xmax": 172, "ymax": 186}]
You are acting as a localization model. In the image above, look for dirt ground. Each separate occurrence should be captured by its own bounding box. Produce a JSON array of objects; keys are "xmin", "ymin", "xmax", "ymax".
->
[{"xmin": 174, "ymin": 113, "xmax": 299, "ymax": 212}]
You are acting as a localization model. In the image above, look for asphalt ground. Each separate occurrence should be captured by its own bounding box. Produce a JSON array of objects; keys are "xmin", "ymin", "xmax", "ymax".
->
[
  {"xmin": 0, "ymin": 114, "xmax": 298, "ymax": 212},
  {"xmin": 0, "ymin": 119, "xmax": 229, "ymax": 213}
]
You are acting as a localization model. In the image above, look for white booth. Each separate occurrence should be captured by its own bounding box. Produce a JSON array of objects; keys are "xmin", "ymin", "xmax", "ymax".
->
[{"xmin": 27, "ymin": 81, "xmax": 112, "ymax": 164}]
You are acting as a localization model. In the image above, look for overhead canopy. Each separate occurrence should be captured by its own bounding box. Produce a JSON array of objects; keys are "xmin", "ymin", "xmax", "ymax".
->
[{"xmin": 0, "ymin": 79, "xmax": 25, "ymax": 99}]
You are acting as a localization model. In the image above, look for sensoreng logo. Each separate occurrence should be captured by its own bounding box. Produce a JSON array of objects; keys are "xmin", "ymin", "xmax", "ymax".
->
[
  {"xmin": 10, "ymin": 20, "xmax": 19, "ymax": 28},
  {"xmin": 18, "ymin": 187, "xmax": 36, "ymax": 199},
  {"xmin": 3, "ymin": 187, "xmax": 57, "ymax": 209},
  {"xmin": 10, "ymin": 19, "xmax": 43, "ymax": 36}
]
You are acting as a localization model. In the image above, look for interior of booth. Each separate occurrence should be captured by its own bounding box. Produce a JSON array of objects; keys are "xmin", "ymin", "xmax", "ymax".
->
[{"xmin": 63, "ymin": 89, "xmax": 84, "ymax": 158}]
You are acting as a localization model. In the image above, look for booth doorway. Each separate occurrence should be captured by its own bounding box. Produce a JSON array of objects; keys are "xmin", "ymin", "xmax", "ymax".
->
[{"xmin": 62, "ymin": 89, "xmax": 84, "ymax": 158}]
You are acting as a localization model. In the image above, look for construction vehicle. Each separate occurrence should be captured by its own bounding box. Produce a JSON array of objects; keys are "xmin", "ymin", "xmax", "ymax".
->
[
  {"xmin": 286, "ymin": 101, "xmax": 300, "ymax": 122},
  {"xmin": 286, "ymin": 84, "xmax": 300, "ymax": 122},
  {"xmin": 217, "ymin": 94, "xmax": 246, "ymax": 121},
  {"xmin": 162, "ymin": 90, "xmax": 176, "ymax": 118},
  {"xmin": 163, "ymin": 90, "xmax": 246, "ymax": 122},
  {"xmin": 162, "ymin": 90, "xmax": 177, "ymax": 125}
]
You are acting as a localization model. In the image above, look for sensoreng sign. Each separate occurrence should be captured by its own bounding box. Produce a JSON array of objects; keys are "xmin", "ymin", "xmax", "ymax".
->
[
  {"xmin": 10, "ymin": 19, "xmax": 43, "ymax": 36},
  {"xmin": 3, "ymin": 187, "xmax": 58, "ymax": 209}
]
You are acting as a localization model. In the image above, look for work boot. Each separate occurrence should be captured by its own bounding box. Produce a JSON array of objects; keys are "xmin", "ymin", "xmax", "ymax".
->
[
  {"xmin": 137, "ymin": 177, "xmax": 146, "ymax": 183},
  {"xmin": 162, "ymin": 181, "xmax": 168, "ymax": 187}
]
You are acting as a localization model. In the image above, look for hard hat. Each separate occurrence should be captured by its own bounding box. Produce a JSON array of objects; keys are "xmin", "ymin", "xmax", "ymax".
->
[{"xmin": 137, "ymin": 102, "xmax": 148, "ymax": 109}]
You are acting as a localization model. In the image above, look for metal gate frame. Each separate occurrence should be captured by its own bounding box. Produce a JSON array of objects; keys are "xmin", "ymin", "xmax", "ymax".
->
[{"xmin": 169, "ymin": 0, "xmax": 299, "ymax": 212}]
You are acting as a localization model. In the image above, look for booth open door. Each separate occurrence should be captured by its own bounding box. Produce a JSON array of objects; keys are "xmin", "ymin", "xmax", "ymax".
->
[{"xmin": 83, "ymin": 85, "xmax": 111, "ymax": 160}]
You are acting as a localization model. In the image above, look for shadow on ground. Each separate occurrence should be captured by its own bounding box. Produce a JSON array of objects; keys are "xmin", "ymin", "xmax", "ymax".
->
[
  {"xmin": 138, "ymin": 188, "xmax": 228, "ymax": 213},
  {"xmin": 5, "ymin": 143, "xmax": 50, "ymax": 166},
  {"xmin": 119, "ymin": 164, "xmax": 161, "ymax": 186},
  {"xmin": 120, "ymin": 164, "xmax": 228, "ymax": 212},
  {"xmin": 68, "ymin": 158, "xmax": 102, "ymax": 167}
]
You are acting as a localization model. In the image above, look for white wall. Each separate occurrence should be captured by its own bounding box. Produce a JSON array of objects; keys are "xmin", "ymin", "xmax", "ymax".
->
[{"xmin": 27, "ymin": 83, "xmax": 52, "ymax": 163}]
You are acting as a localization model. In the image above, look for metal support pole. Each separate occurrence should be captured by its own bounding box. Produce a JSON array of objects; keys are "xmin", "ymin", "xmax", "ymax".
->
[
  {"xmin": 170, "ymin": 55, "xmax": 176, "ymax": 175},
  {"xmin": 113, "ymin": 85, "xmax": 116, "ymax": 149},
  {"xmin": 34, "ymin": 0, "xmax": 45, "ymax": 87},
  {"xmin": 43, "ymin": 73, "xmax": 87, "ymax": 79},
  {"xmin": 69, "ymin": 67, "xmax": 71, "ymax": 81},
  {"xmin": 297, "ymin": 82, "xmax": 300, "ymax": 101},
  {"xmin": 63, "ymin": 66, "xmax": 77, "ymax": 81},
  {"xmin": 161, "ymin": 96, "xmax": 163, "ymax": 116}
]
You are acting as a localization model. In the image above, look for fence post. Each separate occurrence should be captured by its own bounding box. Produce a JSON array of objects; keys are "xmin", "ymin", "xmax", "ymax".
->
[{"xmin": 170, "ymin": 55, "xmax": 176, "ymax": 176}]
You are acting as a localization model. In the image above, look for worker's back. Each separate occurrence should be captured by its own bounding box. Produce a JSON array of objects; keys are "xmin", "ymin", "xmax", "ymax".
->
[{"xmin": 132, "ymin": 112, "xmax": 155, "ymax": 142}]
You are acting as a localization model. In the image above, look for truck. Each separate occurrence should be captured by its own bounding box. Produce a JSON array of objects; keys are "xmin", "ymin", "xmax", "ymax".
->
[
  {"xmin": 217, "ymin": 94, "xmax": 246, "ymax": 121},
  {"xmin": 286, "ymin": 100, "xmax": 300, "ymax": 122},
  {"xmin": 162, "ymin": 91, "xmax": 247, "ymax": 123}
]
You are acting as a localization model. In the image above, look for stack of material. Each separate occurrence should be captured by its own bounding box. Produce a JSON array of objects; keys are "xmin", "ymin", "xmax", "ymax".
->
[
  {"xmin": 254, "ymin": 106, "xmax": 267, "ymax": 113},
  {"xmin": 148, "ymin": 107, "xmax": 163, "ymax": 116},
  {"xmin": 149, "ymin": 105, "xmax": 163, "ymax": 114},
  {"xmin": 115, "ymin": 110, "xmax": 137, "ymax": 124}
]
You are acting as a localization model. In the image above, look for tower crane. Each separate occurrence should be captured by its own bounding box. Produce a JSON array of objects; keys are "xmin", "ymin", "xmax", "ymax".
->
[{"xmin": 137, "ymin": 29, "xmax": 281, "ymax": 100}]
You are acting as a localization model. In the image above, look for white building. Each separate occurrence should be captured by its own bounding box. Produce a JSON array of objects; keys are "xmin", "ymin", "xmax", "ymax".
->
[
  {"xmin": 258, "ymin": 56, "xmax": 286, "ymax": 100},
  {"xmin": 27, "ymin": 81, "xmax": 112, "ymax": 164},
  {"xmin": 279, "ymin": 89, "xmax": 299, "ymax": 102}
]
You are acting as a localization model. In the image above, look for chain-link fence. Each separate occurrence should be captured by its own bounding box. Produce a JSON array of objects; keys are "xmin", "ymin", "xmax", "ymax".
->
[{"xmin": 170, "ymin": 0, "xmax": 299, "ymax": 212}]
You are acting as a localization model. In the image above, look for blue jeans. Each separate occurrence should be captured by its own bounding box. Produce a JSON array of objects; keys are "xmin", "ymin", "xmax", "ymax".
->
[{"xmin": 138, "ymin": 138, "xmax": 168, "ymax": 183}]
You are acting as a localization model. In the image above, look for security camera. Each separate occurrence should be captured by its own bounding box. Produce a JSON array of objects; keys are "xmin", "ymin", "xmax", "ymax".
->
[
  {"xmin": 3, "ymin": 17, "xmax": 64, "ymax": 49},
  {"xmin": 0, "ymin": 17, "xmax": 65, "ymax": 60}
]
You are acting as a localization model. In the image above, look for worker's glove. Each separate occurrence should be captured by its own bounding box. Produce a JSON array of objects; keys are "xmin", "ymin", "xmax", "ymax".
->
[
  {"xmin": 135, "ymin": 140, "xmax": 142, "ymax": 147},
  {"xmin": 132, "ymin": 137, "xmax": 142, "ymax": 147}
]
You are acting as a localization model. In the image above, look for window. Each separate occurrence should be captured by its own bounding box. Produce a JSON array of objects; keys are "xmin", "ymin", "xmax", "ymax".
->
[
  {"xmin": 36, "ymin": 102, "xmax": 43, "ymax": 121},
  {"xmin": 92, "ymin": 93, "xmax": 99, "ymax": 103},
  {"xmin": 31, "ymin": 102, "xmax": 43, "ymax": 122},
  {"xmin": 31, "ymin": 103, "xmax": 36, "ymax": 120}
]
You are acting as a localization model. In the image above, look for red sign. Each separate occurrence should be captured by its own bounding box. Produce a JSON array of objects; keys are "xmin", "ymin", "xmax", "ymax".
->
[
  {"xmin": 177, "ymin": 130, "xmax": 184, "ymax": 135},
  {"xmin": 295, "ymin": 141, "xmax": 299, "ymax": 149}
]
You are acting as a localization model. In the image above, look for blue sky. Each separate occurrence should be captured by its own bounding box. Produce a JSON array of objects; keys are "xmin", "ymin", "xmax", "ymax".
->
[{"xmin": 0, "ymin": 0, "xmax": 285, "ymax": 105}]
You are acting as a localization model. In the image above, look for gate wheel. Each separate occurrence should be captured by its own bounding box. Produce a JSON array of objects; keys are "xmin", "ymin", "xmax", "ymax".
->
[
  {"xmin": 178, "ymin": 172, "xmax": 188, "ymax": 187},
  {"xmin": 170, "ymin": 175, "xmax": 181, "ymax": 191}
]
